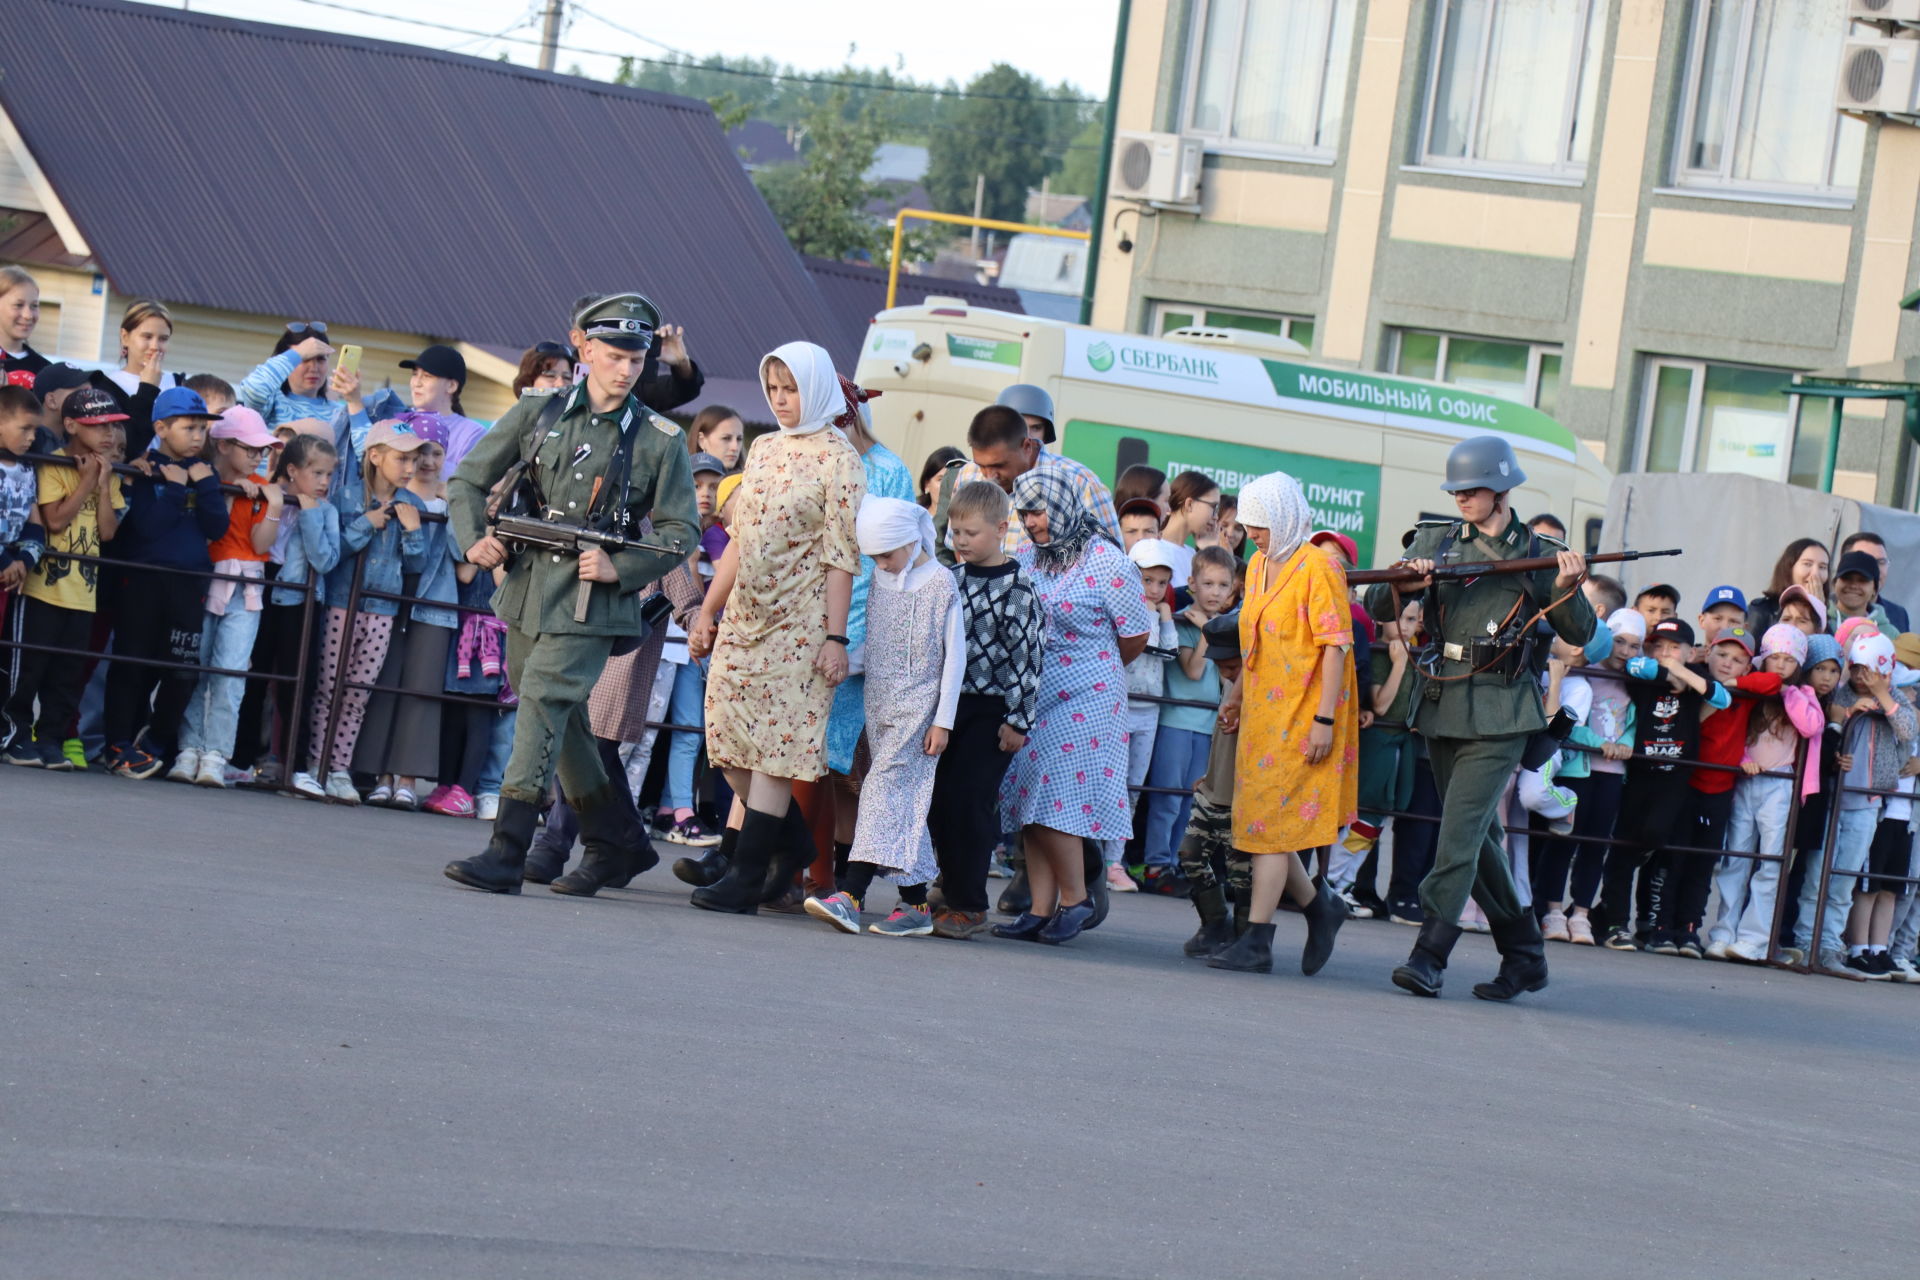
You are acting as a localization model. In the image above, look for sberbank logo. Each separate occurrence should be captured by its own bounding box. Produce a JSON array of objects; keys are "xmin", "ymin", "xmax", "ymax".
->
[{"xmin": 1087, "ymin": 341, "xmax": 1115, "ymax": 372}]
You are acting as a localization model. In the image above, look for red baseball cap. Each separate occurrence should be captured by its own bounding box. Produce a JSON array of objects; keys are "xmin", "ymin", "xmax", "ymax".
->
[{"xmin": 1310, "ymin": 529, "xmax": 1359, "ymax": 565}]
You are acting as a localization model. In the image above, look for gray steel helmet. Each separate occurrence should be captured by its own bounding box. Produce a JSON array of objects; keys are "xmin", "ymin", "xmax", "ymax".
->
[
  {"xmin": 1440, "ymin": 435, "xmax": 1526, "ymax": 493},
  {"xmin": 996, "ymin": 383, "xmax": 1056, "ymax": 443}
]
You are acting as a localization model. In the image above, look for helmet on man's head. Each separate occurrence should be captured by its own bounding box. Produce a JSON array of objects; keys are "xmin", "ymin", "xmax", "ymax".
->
[
  {"xmin": 1440, "ymin": 435, "xmax": 1526, "ymax": 494},
  {"xmin": 995, "ymin": 383, "xmax": 1055, "ymax": 443}
]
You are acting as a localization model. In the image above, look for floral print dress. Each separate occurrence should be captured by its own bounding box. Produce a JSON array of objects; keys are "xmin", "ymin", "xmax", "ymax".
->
[
  {"xmin": 998, "ymin": 538, "xmax": 1146, "ymax": 838},
  {"xmin": 1233, "ymin": 544, "xmax": 1357, "ymax": 853},
  {"xmin": 704, "ymin": 429, "xmax": 864, "ymax": 781}
]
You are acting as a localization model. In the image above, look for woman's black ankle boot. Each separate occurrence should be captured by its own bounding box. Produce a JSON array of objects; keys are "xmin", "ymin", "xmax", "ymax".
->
[{"xmin": 691, "ymin": 810, "xmax": 779, "ymax": 914}]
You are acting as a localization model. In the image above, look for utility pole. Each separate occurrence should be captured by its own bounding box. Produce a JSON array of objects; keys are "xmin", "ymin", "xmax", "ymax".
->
[
  {"xmin": 537, "ymin": 0, "xmax": 563, "ymax": 72},
  {"xmin": 970, "ymin": 173, "xmax": 985, "ymax": 258}
]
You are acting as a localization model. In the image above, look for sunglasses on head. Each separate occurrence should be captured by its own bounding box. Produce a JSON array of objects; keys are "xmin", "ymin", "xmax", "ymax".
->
[
  {"xmin": 533, "ymin": 341, "xmax": 574, "ymax": 358},
  {"xmin": 284, "ymin": 322, "xmax": 329, "ymax": 339}
]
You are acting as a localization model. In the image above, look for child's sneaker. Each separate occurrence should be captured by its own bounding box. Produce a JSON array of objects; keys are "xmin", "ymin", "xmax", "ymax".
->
[
  {"xmin": 290, "ymin": 770, "xmax": 326, "ymax": 800},
  {"xmin": 39, "ymin": 738, "xmax": 74, "ymax": 771},
  {"xmin": 931, "ymin": 908, "xmax": 991, "ymax": 939},
  {"xmin": 1676, "ymin": 929, "xmax": 1705, "ymax": 960},
  {"xmin": 870, "ymin": 903, "xmax": 934, "ymax": 937},
  {"xmin": 803, "ymin": 891, "xmax": 862, "ymax": 934},
  {"xmin": 1727, "ymin": 938, "xmax": 1768, "ymax": 963},
  {"xmin": 194, "ymin": 751, "xmax": 229, "ymax": 788},
  {"xmin": 224, "ymin": 763, "xmax": 256, "ymax": 786},
  {"xmin": 62, "ymin": 738, "xmax": 87, "ymax": 769},
  {"xmin": 324, "ymin": 771, "xmax": 360, "ymax": 804},
  {"xmin": 3, "ymin": 738, "xmax": 44, "ymax": 768},
  {"xmin": 987, "ymin": 845, "xmax": 1013, "ymax": 878},
  {"xmin": 1889, "ymin": 955, "xmax": 1919, "ymax": 982},
  {"xmin": 1567, "ymin": 913, "xmax": 1595, "ymax": 945},
  {"xmin": 1705, "ymin": 938, "xmax": 1732, "ymax": 960},
  {"xmin": 1602, "ymin": 926, "xmax": 1638, "ymax": 951},
  {"xmin": 1104, "ymin": 864, "xmax": 1139, "ymax": 893},
  {"xmin": 1337, "ymin": 886, "xmax": 1374, "ymax": 919},
  {"xmin": 1774, "ymin": 945, "xmax": 1807, "ymax": 967},
  {"xmin": 1649, "ymin": 929, "xmax": 1680, "ymax": 956},
  {"xmin": 167, "ymin": 748, "xmax": 201, "ymax": 783},
  {"xmin": 1541, "ymin": 909, "xmax": 1570, "ymax": 942},
  {"xmin": 423, "ymin": 784, "xmax": 476, "ymax": 817},
  {"xmin": 108, "ymin": 744, "xmax": 163, "ymax": 780},
  {"xmin": 253, "ymin": 758, "xmax": 283, "ymax": 786},
  {"xmin": 475, "ymin": 792, "xmax": 500, "ymax": 821},
  {"xmin": 664, "ymin": 815, "xmax": 722, "ymax": 847}
]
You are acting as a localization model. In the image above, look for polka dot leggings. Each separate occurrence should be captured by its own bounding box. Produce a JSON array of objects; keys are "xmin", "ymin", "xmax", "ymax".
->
[{"xmin": 308, "ymin": 607, "xmax": 394, "ymax": 774}]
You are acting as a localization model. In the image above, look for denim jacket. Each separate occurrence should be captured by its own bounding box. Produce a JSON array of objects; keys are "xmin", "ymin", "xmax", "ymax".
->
[
  {"xmin": 324, "ymin": 485, "xmax": 429, "ymax": 615},
  {"xmin": 408, "ymin": 496, "xmax": 460, "ymax": 629},
  {"xmin": 269, "ymin": 500, "xmax": 343, "ymax": 607}
]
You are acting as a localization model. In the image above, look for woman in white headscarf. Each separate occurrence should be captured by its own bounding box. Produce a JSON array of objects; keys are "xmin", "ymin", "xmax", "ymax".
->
[
  {"xmin": 688, "ymin": 341, "xmax": 866, "ymax": 914},
  {"xmin": 1208, "ymin": 471, "xmax": 1355, "ymax": 977}
]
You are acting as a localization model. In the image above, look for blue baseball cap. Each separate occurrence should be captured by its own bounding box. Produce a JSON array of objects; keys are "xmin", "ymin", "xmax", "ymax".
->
[
  {"xmin": 151, "ymin": 386, "xmax": 220, "ymax": 422},
  {"xmin": 1702, "ymin": 584, "xmax": 1746, "ymax": 612}
]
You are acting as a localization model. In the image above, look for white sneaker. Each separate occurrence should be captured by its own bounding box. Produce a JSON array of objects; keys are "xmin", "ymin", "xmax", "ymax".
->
[
  {"xmin": 475, "ymin": 792, "xmax": 500, "ymax": 821},
  {"xmin": 324, "ymin": 771, "xmax": 360, "ymax": 804},
  {"xmin": 224, "ymin": 763, "xmax": 255, "ymax": 786},
  {"xmin": 167, "ymin": 748, "xmax": 201, "ymax": 783},
  {"xmin": 193, "ymin": 751, "xmax": 228, "ymax": 788},
  {"xmin": 1705, "ymin": 939, "xmax": 1732, "ymax": 960},
  {"xmin": 1337, "ymin": 887, "xmax": 1374, "ymax": 919},
  {"xmin": 1542, "ymin": 909, "xmax": 1570, "ymax": 942},
  {"xmin": 291, "ymin": 770, "xmax": 326, "ymax": 800},
  {"xmin": 1727, "ymin": 939, "xmax": 1768, "ymax": 964},
  {"xmin": 1774, "ymin": 945, "xmax": 1807, "ymax": 967},
  {"xmin": 1890, "ymin": 955, "xmax": 1919, "ymax": 983}
]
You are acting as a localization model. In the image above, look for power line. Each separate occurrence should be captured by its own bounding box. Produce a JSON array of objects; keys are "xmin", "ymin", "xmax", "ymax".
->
[{"xmin": 281, "ymin": 0, "xmax": 1104, "ymax": 105}]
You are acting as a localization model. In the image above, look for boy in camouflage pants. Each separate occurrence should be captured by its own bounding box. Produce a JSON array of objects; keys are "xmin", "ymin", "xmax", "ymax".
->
[{"xmin": 1178, "ymin": 612, "xmax": 1250, "ymax": 956}]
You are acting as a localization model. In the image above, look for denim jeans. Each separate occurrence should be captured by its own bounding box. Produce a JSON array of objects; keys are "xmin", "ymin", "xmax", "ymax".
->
[
  {"xmin": 180, "ymin": 607, "xmax": 263, "ymax": 757},
  {"xmin": 1103, "ymin": 704, "xmax": 1160, "ymax": 868},
  {"xmin": 478, "ymin": 706, "xmax": 516, "ymax": 796},
  {"xmin": 1709, "ymin": 774, "xmax": 1793, "ymax": 953},
  {"xmin": 664, "ymin": 658, "xmax": 706, "ymax": 812},
  {"xmin": 1141, "ymin": 725, "xmax": 1210, "ymax": 869},
  {"xmin": 1795, "ymin": 802, "xmax": 1878, "ymax": 958}
]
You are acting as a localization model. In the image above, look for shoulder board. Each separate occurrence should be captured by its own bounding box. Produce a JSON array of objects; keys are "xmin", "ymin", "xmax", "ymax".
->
[{"xmin": 647, "ymin": 410, "xmax": 681, "ymax": 438}]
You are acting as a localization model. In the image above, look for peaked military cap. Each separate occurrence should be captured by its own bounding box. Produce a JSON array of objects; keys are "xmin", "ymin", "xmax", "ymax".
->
[{"xmin": 575, "ymin": 293, "xmax": 660, "ymax": 351}]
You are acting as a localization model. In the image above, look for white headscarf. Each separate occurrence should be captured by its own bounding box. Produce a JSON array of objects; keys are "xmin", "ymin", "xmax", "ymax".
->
[
  {"xmin": 856, "ymin": 495, "xmax": 935, "ymax": 561},
  {"xmin": 760, "ymin": 341, "xmax": 842, "ymax": 436},
  {"xmin": 1237, "ymin": 471, "xmax": 1314, "ymax": 562}
]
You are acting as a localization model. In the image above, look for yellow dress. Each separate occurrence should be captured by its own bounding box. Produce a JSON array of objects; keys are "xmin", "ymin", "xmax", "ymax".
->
[
  {"xmin": 705, "ymin": 429, "xmax": 865, "ymax": 780},
  {"xmin": 1233, "ymin": 545, "xmax": 1358, "ymax": 853}
]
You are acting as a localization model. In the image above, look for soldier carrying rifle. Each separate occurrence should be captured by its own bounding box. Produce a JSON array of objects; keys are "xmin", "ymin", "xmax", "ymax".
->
[{"xmin": 442, "ymin": 293, "xmax": 700, "ymax": 897}]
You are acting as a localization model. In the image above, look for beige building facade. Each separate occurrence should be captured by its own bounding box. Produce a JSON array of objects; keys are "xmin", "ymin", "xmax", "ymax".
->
[{"xmin": 1092, "ymin": 0, "xmax": 1920, "ymax": 506}]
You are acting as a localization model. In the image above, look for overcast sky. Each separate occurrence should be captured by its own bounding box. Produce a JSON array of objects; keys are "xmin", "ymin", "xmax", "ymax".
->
[{"xmin": 152, "ymin": 0, "xmax": 1121, "ymax": 94}]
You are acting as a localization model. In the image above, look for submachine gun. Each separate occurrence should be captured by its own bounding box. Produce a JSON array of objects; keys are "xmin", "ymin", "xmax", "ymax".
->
[{"xmin": 492, "ymin": 512, "xmax": 685, "ymax": 624}]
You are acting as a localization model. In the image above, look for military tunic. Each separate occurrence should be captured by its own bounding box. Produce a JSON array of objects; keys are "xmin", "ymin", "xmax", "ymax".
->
[
  {"xmin": 1401, "ymin": 513, "xmax": 1596, "ymax": 926},
  {"xmin": 449, "ymin": 385, "xmax": 700, "ymax": 807}
]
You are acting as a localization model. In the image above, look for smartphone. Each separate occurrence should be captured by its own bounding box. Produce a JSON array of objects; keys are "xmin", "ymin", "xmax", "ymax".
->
[{"xmin": 336, "ymin": 344, "xmax": 364, "ymax": 377}]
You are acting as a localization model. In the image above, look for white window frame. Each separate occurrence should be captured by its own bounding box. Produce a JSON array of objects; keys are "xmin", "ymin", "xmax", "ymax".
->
[
  {"xmin": 1387, "ymin": 328, "xmax": 1563, "ymax": 408},
  {"xmin": 1670, "ymin": 0, "xmax": 1863, "ymax": 202},
  {"xmin": 1179, "ymin": 0, "xmax": 1355, "ymax": 163},
  {"xmin": 1415, "ymin": 0, "xmax": 1603, "ymax": 180},
  {"xmin": 1633, "ymin": 355, "xmax": 1804, "ymax": 481},
  {"xmin": 1151, "ymin": 300, "xmax": 1316, "ymax": 346}
]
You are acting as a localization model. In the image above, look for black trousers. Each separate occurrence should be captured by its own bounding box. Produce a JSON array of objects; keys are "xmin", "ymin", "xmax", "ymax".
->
[
  {"xmin": 1386, "ymin": 755, "xmax": 1441, "ymax": 907},
  {"xmin": 102, "ymin": 569, "xmax": 205, "ymax": 755},
  {"xmin": 927, "ymin": 694, "xmax": 1017, "ymax": 914},
  {"xmin": 1651, "ymin": 786, "xmax": 1731, "ymax": 932},
  {"xmin": 439, "ymin": 700, "xmax": 498, "ymax": 795},
  {"xmin": 232, "ymin": 596, "xmax": 313, "ymax": 770},
  {"xmin": 1534, "ymin": 770, "xmax": 1623, "ymax": 910},
  {"xmin": 4, "ymin": 597, "xmax": 93, "ymax": 746},
  {"xmin": 1599, "ymin": 767, "xmax": 1692, "ymax": 933}
]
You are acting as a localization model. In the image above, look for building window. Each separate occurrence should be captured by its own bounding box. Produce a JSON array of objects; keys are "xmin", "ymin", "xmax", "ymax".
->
[
  {"xmin": 1675, "ymin": 0, "xmax": 1865, "ymax": 198},
  {"xmin": 1388, "ymin": 329, "xmax": 1563, "ymax": 410},
  {"xmin": 1419, "ymin": 0, "xmax": 1607, "ymax": 177},
  {"xmin": 1154, "ymin": 302, "xmax": 1316, "ymax": 352},
  {"xmin": 1636, "ymin": 357, "xmax": 1809, "ymax": 483},
  {"xmin": 1184, "ymin": 0, "xmax": 1358, "ymax": 158}
]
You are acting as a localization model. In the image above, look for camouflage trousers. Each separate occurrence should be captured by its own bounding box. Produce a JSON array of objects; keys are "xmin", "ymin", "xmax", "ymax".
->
[{"xmin": 1177, "ymin": 797, "xmax": 1251, "ymax": 896}]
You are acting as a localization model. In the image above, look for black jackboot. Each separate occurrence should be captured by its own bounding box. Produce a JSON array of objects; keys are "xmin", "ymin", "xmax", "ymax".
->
[
  {"xmin": 551, "ymin": 792, "xmax": 658, "ymax": 897},
  {"xmin": 691, "ymin": 808, "xmax": 779, "ymax": 914},
  {"xmin": 523, "ymin": 840, "xmax": 569, "ymax": 885},
  {"xmin": 444, "ymin": 798, "xmax": 540, "ymax": 894},
  {"xmin": 760, "ymin": 803, "xmax": 816, "ymax": 909},
  {"xmin": 1392, "ymin": 916, "xmax": 1465, "ymax": 997},
  {"xmin": 1300, "ymin": 881, "xmax": 1349, "ymax": 977},
  {"xmin": 672, "ymin": 826, "xmax": 734, "ymax": 887},
  {"xmin": 1473, "ymin": 913, "xmax": 1550, "ymax": 1002},
  {"xmin": 1183, "ymin": 882, "xmax": 1233, "ymax": 957},
  {"xmin": 1207, "ymin": 921, "xmax": 1276, "ymax": 973}
]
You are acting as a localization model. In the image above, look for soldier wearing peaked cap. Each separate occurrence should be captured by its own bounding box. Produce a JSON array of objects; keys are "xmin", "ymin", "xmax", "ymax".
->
[
  {"xmin": 1388, "ymin": 435, "xmax": 1599, "ymax": 1003},
  {"xmin": 565, "ymin": 291, "xmax": 705, "ymax": 414},
  {"xmin": 442, "ymin": 292, "xmax": 700, "ymax": 899}
]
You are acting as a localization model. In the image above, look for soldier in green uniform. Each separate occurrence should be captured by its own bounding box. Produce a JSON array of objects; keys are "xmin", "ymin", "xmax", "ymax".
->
[
  {"xmin": 442, "ymin": 293, "xmax": 700, "ymax": 897},
  {"xmin": 1390, "ymin": 436, "xmax": 1596, "ymax": 1001}
]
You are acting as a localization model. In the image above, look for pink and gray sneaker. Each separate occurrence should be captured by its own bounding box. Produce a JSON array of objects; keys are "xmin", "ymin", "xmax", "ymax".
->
[{"xmin": 423, "ymin": 784, "xmax": 476, "ymax": 817}]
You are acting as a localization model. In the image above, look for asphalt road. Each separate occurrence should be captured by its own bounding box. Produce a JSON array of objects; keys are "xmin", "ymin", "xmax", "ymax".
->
[{"xmin": 3, "ymin": 769, "xmax": 1915, "ymax": 1279}]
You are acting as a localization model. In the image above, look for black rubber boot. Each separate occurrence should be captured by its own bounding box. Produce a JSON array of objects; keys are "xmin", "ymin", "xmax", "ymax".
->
[
  {"xmin": 551, "ymin": 793, "xmax": 658, "ymax": 897},
  {"xmin": 997, "ymin": 865, "xmax": 1032, "ymax": 917},
  {"xmin": 444, "ymin": 798, "xmax": 539, "ymax": 894},
  {"xmin": 1392, "ymin": 916, "xmax": 1465, "ymax": 997},
  {"xmin": 760, "ymin": 803, "xmax": 817, "ymax": 908},
  {"xmin": 672, "ymin": 825, "xmax": 734, "ymax": 888},
  {"xmin": 1227, "ymin": 882, "xmax": 1253, "ymax": 940},
  {"xmin": 1183, "ymin": 882, "xmax": 1233, "ymax": 958},
  {"xmin": 1300, "ymin": 881, "xmax": 1349, "ymax": 977},
  {"xmin": 691, "ymin": 808, "xmax": 779, "ymax": 914},
  {"xmin": 1207, "ymin": 921, "xmax": 1276, "ymax": 973},
  {"xmin": 1473, "ymin": 912, "xmax": 1550, "ymax": 1002}
]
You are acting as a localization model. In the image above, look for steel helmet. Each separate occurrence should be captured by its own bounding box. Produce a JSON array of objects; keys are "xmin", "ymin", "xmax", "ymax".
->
[
  {"xmin": 996, "ymin": 383, "xmax": 1056, "ymax": 443},
  {"xmin": 1440, "ymin": 435, "xmax": 1526, "ymax": 494}
]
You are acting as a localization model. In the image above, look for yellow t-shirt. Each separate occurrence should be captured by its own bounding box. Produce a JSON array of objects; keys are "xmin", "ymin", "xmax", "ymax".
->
[{"xmin": 26, "ymin": 452, "xmax": 124, "ymax": 614}]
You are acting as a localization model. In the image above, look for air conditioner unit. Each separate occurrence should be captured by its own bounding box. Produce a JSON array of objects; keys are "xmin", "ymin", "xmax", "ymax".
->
[
  {"xmin": 1851, "ymin": 0, "xmax": 1920, "ymax": 23},
  {"xmin": 1837, "ymin": 36, "xmax": 1920, "ymax": 112},
  {"xmin": 1109, "ymin": 131, "xmax": 1203, "ymax": 205}
]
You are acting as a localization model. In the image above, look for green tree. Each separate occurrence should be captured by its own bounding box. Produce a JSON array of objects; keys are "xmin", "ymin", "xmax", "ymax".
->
[
  {"xmin": 926, "ymin": 64, "xmax": 1052, "ymax": 223},
  {"xmin": 1052, "ymin": 111, "xmax": 1107, "ymax": 199},
  {"xmin": 752, "ymin": 92, "xmax": 890, "ymax": 261}
]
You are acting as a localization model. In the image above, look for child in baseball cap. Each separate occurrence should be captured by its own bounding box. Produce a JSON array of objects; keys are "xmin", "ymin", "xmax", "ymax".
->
[{"xmin": 1698, "ymin": 585, "xmax": 1747, "ymax": 643}]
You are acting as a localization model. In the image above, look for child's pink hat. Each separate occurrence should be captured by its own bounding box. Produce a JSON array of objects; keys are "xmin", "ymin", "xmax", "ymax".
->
[
  {"xmin": 1758, "ymin": 623, "xmax": 1807, "ymax": 667},
  {"xmin": 1778, "ymin": 584, "xmax": 1827, "ymax": 630},
  {"xmin": 210, "ymin": 406, "xmax": 278, "ymax": 449},
  {"xmin": 1835, "ymin": 616, "xmax": 1879, "ymax": 656}
]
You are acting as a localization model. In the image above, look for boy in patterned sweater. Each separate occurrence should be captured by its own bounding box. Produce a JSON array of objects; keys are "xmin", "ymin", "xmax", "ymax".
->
[{"xmin": 925, "ymin": 480, "xmax": 1045, "ymax": 938}]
